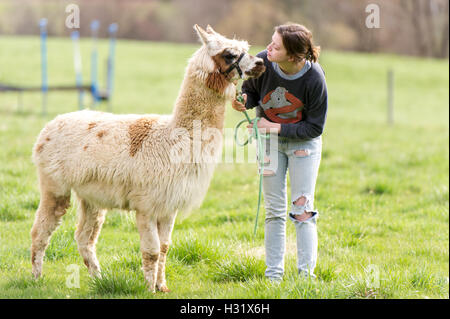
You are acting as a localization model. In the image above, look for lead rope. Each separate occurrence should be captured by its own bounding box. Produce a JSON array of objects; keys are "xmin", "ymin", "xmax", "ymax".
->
[{"xmin": 234, "ymin": 91, "xmax": 269, "ymax": 238}]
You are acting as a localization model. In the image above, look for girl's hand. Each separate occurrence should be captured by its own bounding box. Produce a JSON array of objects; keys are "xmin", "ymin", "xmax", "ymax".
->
[
  {"xmin": 247, "ymin": 117, "xmax": 281, "ymax": 133},
  {"xmin": 232, "ymin": 93, "xmax": 247, "ymax": 112}
]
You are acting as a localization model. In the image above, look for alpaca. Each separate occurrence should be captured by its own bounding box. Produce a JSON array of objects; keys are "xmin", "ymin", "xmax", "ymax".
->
[{"xmin": 30, "ymin": 25, "xmax": 265, "ymax": 292}]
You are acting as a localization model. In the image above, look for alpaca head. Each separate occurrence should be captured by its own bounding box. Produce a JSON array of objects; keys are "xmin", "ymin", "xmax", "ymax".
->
[{"xmin": 191, "ymin": 24, "xmax": 266, "ymax": 97}]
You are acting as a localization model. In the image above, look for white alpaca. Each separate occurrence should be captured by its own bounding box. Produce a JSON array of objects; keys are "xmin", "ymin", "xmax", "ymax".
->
[{"xmin": 30, "ymin": 25, "xmax": 265, "ymax": 292}]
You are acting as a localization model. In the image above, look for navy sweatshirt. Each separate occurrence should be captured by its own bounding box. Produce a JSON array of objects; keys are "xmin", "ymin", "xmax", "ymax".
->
[{"xmin": 242, "ymin": 50, "xmax": 328, "ymax": 139}]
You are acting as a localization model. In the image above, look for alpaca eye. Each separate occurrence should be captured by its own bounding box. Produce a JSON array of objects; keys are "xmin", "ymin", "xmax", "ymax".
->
[{"xmin": 224, "ymin": 54, "xmax": 237, "ymax": 63}]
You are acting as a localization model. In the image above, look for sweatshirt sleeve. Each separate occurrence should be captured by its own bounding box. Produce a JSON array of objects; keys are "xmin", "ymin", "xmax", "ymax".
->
[
  {"xmin": 279, "ymin": 77, "xmax": 328, "ymax": 139},
  {"xmin": 241, "ymin": 77, "xmax": 260, "ymax": 110}
]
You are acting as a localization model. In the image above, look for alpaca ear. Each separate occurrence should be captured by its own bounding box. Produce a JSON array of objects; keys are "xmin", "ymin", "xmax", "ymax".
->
[
  {"xmin": 194, "ymin": 24, "xmax": 211, "ymax": 45},
  {"xmin": 206, "ymin": 25, "xmax": 218, "ymax": 35}
]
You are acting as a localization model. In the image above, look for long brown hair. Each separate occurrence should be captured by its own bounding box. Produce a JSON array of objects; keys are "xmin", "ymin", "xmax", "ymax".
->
[{"xmin": 275, "ymin": 23, "xmax": 320, "ymax": 63}]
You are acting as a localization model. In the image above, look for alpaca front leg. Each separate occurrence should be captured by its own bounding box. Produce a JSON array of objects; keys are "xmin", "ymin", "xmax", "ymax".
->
[
  {"xmin": 156, "ymin": 212, "xmax": 177, "ymax": 292},
  {"xmin": 31, "ymin": 191, "xmax": 70, "ymax": 278},
  {"xmin": 136, "ymin": 211, "xmax": 160, "ymax": 292}
]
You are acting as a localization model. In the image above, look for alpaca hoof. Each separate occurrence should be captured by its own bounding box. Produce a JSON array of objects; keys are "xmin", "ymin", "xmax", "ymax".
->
[
  {"xmin": 91, "ymin": 271, "xmax": 102, "ymax": 278},
  {"xmin": 87, "ymin": 264, "xmax": 102, "ymax": 278},
  {"xmin": 32, "ymin": 267, "xmax": 42, "ymax": 279},
  {"xmin": 145, "ymin": 280, "xmax": 156, "ymax": 293},
  {"xmin": 157, "ymin": 285, "xmax": 171, "ymax": 293},
  {"xmin": 32, "ymin": 271, "xmax": 41, "ymax": 279}
]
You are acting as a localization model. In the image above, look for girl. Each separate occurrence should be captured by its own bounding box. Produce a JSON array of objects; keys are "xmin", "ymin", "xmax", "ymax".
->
[{"xmin": 232, "ymin": 23, "xmax": 328, "ymax": 280}]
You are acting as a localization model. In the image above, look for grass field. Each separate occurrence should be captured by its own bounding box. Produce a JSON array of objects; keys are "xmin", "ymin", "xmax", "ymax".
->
[{"xmin": 0, "ymin": 35, "xmax": 448, "ymax": 299}]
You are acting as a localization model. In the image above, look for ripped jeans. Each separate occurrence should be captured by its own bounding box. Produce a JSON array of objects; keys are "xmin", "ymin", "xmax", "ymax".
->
[{"xmin": 259, "ymin": 135, "xmax": 322, "ymax": 279}]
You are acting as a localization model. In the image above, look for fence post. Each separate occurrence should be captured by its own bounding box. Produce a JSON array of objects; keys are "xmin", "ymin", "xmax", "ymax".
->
[
  {"xmin": 107, "ymin": 23, "xmax": 118, "ymax": 112},
  {"xmin": 40, "ymin": 18, "xmax": 48, "ymax": 115},
  {"xmin": 71, "ymin": 30, "xmax": 84, "ymax": 110},
  {"xmin": 17, "ymin": 91, "xmax": 23, "ymax": 113},
  {"xmin": 387, "ymin": 69, "xmax": 394, "ymax": 126},
  {"xmin": 90, "ymin": 20, "xmax": 100, "ymax": 108}
]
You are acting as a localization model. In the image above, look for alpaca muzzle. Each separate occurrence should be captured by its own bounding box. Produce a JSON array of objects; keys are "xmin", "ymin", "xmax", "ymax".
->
[{"xmin": 246, "ymin": 59, "xmax": 266, "ymax": 78}]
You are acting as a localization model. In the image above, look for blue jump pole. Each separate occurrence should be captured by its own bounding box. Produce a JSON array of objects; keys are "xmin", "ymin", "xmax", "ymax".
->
[
  {"xmin": 71, "ymin": 30, "xmax": 84, "ymax": 110},
  {"xmin": 106, "ymin": 23, "xmax": 118, "ymax": 112},
  {"xmin": 40, "ymin": 18, "xmax": 48, "ymax": 115},
  {"xmin": 90, "ymin": 20, "xmax": 100, "ymax": 108}
]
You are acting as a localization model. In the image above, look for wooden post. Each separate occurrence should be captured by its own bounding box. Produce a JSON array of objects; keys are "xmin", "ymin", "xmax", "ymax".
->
[
  {"xmin": 18, "ymin": 91, "xmax": 23, "ymax": 113},
  {"xmin": 40, "ymin": 18, "xmax": 48, "ymax": 116},
  {"xmin": 387, "ymin": 69, "xmax": 394, "ymax": 126}
]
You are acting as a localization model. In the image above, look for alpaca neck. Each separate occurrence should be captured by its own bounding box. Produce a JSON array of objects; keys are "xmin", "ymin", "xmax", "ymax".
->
[{"xmin": 171, "ymin": 70, "xmax": 229, "ymax": 132}]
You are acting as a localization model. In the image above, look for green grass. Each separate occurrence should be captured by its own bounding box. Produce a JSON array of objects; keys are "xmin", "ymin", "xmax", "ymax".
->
[{"xmin": 0, "ymin": 35, "xmax": 448, "ymax": 299}]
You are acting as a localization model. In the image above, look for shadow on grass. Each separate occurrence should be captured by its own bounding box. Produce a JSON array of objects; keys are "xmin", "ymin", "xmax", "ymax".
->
[
  {"xmin": 88, "ymin": 267, "xmax": 147, "ymax": 296},
  {"xmin": 0, "ymin": 201, "xmax": 28, "ymax": 221},
  {"xmin": 45, "ymin": 227, "xmax": 78, "ymax": 261},
  {"xmin": 169, "ymin": 235, "xmax": 222, "ymax": 265},
  {"xmin": 212, "ymin": 256, "xmax": 265, "ymax": 282},
  {"xmin": 3, "ymin": 273, "xmax": 50, "ymax": 290},
  {"xmin": 363, "ymin": 182, "xmax": 393, "ymax": 195}
]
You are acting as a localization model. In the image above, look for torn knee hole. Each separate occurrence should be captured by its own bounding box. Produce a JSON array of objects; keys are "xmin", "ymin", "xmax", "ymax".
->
[
  {"xmin": 294, "ymin": 149, "xmax": 310, "ymax": 157},
  {"xmin": 263, "ymin": 169, "xmax": 275, "ymax": 176},
  {"xmin": 293, "ymin": 196, "xmax": 307, "ymax": 207},
  {"xmin": 290, "ymin": 211, "xmax": 314, "ymax": 222},
  {"xmin": 257, "ymin": 155, "xmax": 270, "ymax": 165}
]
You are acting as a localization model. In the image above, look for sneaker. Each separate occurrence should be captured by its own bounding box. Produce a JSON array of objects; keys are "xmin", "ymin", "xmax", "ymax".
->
[
  {"xmin": 299, "ymin": 270, "xmax": 317, "ymax": 280},
  {"xmin": 266, "ymin": 276, "xmax": 282, "ymax": 285}
]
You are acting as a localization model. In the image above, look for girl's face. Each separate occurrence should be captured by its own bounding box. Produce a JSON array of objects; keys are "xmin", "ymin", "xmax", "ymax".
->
[{"xmin": 266, "ymin": 31, "xmax": 289, "ymax": 63}]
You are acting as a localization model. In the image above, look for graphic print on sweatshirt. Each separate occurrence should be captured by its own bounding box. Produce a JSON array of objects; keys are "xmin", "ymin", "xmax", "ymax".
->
[{"xmin": 260, "ymin": 87, "xmax": 304, "ymax": 124}]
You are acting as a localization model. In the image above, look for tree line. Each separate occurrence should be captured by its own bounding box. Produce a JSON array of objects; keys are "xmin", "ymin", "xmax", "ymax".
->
[{"xmin": 0, "ymin": 0, "xmax": 448, "ymax": 58}]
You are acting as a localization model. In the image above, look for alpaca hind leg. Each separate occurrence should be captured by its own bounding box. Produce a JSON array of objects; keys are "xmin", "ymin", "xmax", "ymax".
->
[
  {"xmin": 31, "ymin": 190, "xmax": 70, "ymax": 278},
  {"xmin": 156, "ymin": 212, "xmax": 177, "ymax": 292},
  {"xmin": 74, "ymin": 198, "xmax": 106, "ymax": 277},
  {"xmin": 136, "ymin": 211, "xmax": 160, "ymax": 293}
]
